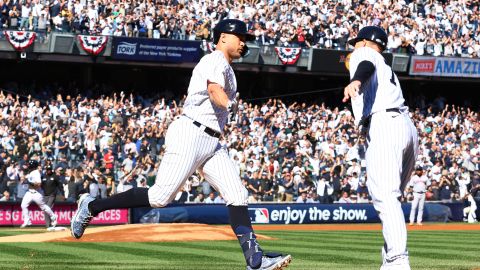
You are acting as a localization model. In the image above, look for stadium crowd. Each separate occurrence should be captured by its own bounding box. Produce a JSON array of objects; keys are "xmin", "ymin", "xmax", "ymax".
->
[
  {"xmin": 1, "ymin": 0, "xmax": 480, "ymax": 57},
  {"xmin": 0, "ymin": 88, "xmax": 479, "ymax": 206}
]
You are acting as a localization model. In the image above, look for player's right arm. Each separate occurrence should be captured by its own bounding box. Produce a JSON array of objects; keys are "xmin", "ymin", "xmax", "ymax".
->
[
  {"xmin": 207, "ymin": 82, "xmax": 229, "ymax": 110},
  {"xmin": 204, "ymin": 53, "xmax": 229, "ymax": 110},
  {"xmin": 343, "ymin": 60, "xmax": 376, "ymax": 102}
]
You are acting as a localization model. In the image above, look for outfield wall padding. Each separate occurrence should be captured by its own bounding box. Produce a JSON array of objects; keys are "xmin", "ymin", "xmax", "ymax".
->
[{"xmin": 133, "ymin": 203, "xmax": 462, "ymax": 225}]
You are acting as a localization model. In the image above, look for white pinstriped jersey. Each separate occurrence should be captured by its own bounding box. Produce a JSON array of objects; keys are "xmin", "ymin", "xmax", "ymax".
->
[
  {"xmin": 183, "ymin": 50, "xmax": 237, "ymax": 132},
  {"xmin": 348, "ymin": 47, "xmax": 418, "ymax": 266},
  {"xmin": 349, "ymin": 47, "xmax": 406, "ymax": 125},
  {"xmin": 27, "ymin": 170, "xmax": 42, "ymax": 186}
]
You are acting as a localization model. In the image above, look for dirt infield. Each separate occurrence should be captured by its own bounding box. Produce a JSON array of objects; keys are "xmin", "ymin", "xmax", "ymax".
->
[
  {"xmin": 0, "ymin": 223, "xmax": 478, "ymax": 243},
  {"xmin": 0, "ymin": 224, "xmax": 273, "ymax": 243}
]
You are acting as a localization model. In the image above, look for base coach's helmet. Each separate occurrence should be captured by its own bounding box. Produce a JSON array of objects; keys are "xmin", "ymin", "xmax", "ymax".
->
[
  {"xmin": 347, "ymin": 26, "xmax": 388, "ymax": 51},
  {"xmin": 213, "ymin": 19, "xmax": 255, "ymax": 57}
]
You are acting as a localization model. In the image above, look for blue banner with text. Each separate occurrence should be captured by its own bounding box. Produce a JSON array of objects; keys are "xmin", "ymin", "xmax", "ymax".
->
[
  {"xmin": 111, "ymin": 37, "xmax": 201, "ymax": 63},
  {"xmin": 133, "ymin": 203, "xmax": 455, "ymax": 225}
]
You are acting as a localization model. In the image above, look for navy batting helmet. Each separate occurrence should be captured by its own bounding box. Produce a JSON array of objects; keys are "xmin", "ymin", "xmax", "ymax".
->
[
  {"xmin": 28, "ymin": 160, "xmax": 39, "ymax": 170},
  {"xmin": 213, "ymin": 19, "xmax": 254, "ymax": 57},
  {"xmin": 347, "ymin": 26, "xmax": 388, "ymax": 51}
]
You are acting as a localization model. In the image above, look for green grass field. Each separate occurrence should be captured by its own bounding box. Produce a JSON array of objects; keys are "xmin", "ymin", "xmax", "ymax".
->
[{"xmin": 0, "ymin": 228, "xmax": 478, "ymax": 270}]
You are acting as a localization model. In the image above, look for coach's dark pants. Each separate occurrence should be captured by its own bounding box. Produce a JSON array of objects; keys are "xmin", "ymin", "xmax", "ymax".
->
[{"xmin": 44, "ymin": 195, "xmax": 55, "ymax": 227}]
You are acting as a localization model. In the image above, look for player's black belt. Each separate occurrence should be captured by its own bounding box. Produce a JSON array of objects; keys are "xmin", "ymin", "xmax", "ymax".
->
[
  {"xmin": 192, "ymin": 120, "xmax": 221, "ymax": 138},
  {"xmin": 386, "ymin": 108, "xmax": 401, "ymax": 113}
]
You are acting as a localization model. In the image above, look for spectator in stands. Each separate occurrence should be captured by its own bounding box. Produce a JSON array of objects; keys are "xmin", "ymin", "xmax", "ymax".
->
[
  {"xmin": 204, "ymin": 192, "xmax": 216, "ymax": 204},
  {"xmin": 0, "ymin": 190, "xmax": 9, "ymax": 201},
  {"xmin": 338, "ymin": 191, "xmax": 353, "ymax": 203},
  {"xmin": 0, "ymin": 86, "xmax": 478, "ymax": 207},
  {"xmin": 194, "ymin": 193, "xmax": 205, "ymax": 203},
  {"xmin": 260, "ymin": 173, "xmax": 275, "ymax": 202},
  {"xmin": 2, "ymin": 0, "xmax": 480, "ymax": 56},
  {"xmin": 247, "ymin": 171, "xmax": 262, "ymax": 202},
  {"xmin": 296, "ymin": 191, "xmax": 313, "ymax": 203}
]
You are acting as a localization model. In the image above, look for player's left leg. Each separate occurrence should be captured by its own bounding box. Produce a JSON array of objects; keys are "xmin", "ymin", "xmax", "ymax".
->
[
  {"xmin": 72, "ymin": 116, "xmax": 215, "ymax": 239},
  {"xmin": 409, "ymin": 193, "xmax": 419, "ymax": 225},
  {"xmin": 416, "ymin": 193, "xmax": 425, "ymax": 225},
  {"xmin": 202, "ymin": 147, "xmax": 291, "ymax": 270},
  {"xmin": 20, "ymin": 192, "xmax": 33, "ymax": 228}
]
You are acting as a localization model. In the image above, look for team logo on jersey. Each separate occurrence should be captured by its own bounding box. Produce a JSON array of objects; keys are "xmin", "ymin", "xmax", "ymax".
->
[
  {"xmin": 248, "ymin": 208, "xmax": 270, "ymax": 224},
  {"xmin": 117, "ymin": 42, "xmax": 137, "ymax": 55}
]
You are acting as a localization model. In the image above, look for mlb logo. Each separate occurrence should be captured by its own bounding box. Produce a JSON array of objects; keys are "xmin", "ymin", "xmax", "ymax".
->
[{"xmin": 248, "ymin": 208, "xmax": 269, "ymax": 224}]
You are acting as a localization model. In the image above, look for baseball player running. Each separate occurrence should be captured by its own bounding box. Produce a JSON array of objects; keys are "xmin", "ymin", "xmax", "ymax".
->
[
  {"xmin": 408, "ymin": 167, "xmax": 428, "ymax": 226},
  {"xmin": 21, "ymin": 160, "xmax": 58, "ymax": 228},
  {"xmin": 71, "ymin": 19, "xmax": 291, "ymax": 270},
  {"xmin": 343, "ymin": 26, "xmax": 418, "ymax": 270}
]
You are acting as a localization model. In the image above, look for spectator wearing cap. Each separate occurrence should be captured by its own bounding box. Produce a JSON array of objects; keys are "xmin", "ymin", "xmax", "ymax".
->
[{"xmin": 356, "ymin": 173, "xmax": 368, "ymax": 198}]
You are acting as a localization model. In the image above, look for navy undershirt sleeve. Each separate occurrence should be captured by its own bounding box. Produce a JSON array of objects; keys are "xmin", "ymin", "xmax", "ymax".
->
[{"xmin": 351, "ymin": 60, "xmax": 375, "ymax": 84}]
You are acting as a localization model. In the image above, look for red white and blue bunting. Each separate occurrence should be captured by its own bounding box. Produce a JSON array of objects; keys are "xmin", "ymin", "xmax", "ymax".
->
[
  {"xmin": 78, "ymin": 35, "xmax": 108, "ymax": 55},
  {"xmin": 275, "ymin": 47, "xmax": 302, "ymax": 65},
  {"xmin": 3, "ymin": 31, "xmax": 36, "ymax": 51}
]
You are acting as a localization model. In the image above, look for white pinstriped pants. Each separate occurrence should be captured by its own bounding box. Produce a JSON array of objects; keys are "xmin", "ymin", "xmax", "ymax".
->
[
  {"xmin": 21, "ymin": 190, "xmax": 55, "ymax": 224},
  {"xmin": 409, "ymin": 192, "xmax": 425, "ymax": 223},
  {"xmin": 366, "ymin": 111, "xmax": 418, "ymax": 265},
  {"xmin": 148, "ymin": 116, "xmax": 248, "ymax": 207}
]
